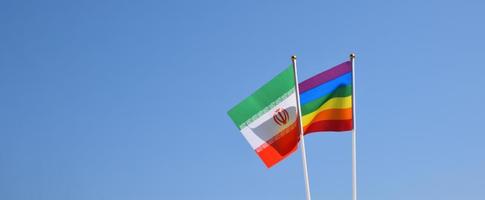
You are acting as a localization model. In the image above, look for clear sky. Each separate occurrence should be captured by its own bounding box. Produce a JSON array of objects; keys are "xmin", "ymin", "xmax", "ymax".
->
[{"xmin": 1, "ymin": 0, "xmax": 484, "ymax": 199}]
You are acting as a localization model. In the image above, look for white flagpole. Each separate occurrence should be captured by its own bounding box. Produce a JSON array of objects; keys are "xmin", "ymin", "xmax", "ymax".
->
[
  {"xmin": 291, "ymin": 55, "xmax": 312, "ymax": 200},
  {"xmin": 350, "ymin": 53, "xmax": 358, "ymax": 200}
]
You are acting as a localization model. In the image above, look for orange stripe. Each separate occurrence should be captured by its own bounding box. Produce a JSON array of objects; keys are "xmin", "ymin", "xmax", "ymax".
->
[
  {"xmin": 255, "ymin": 121, "xmax": 300, "ymax": 168},
  {"xmin": 311, "ymin": 108, "xmax": 352, "ymax": 121},
  {"xmin": 304, "ymin": 119, "xmax": 353, "ymax": 134}
]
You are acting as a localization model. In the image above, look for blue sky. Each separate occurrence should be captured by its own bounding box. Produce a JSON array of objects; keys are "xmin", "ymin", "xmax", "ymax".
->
[{"xmin": 1, "ymin": 0, "xmax": 484, "ymax": 199}]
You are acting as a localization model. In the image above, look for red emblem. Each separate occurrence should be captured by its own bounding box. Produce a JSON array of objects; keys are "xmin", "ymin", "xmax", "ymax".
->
[{"xmin": 273, "ymin": 108, "xmax": 289, "ymax": 126}]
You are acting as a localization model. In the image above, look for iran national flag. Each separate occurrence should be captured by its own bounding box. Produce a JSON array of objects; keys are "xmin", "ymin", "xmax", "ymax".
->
[{"xmin": 228, "ymin": 66, "xmax": 300, "ymax": 168}]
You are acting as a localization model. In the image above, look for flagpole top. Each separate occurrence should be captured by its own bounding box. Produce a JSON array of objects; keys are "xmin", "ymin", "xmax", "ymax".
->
[
  {"xmin": 291, "ymin": 55, "xmax": 297, "ymax": 61},
  {"xmin": 350, "ymin": 53, "xmax": 356, "ymax": 59}
]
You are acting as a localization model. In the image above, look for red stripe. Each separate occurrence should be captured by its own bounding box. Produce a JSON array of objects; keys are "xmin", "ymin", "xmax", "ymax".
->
[
  {"xmin": 255, "ymin": 121, "xmax": 300, "ymax": 168},
  {"xmin": 304, "ymin": 119, "xmax": 353, "ymax": 135}
]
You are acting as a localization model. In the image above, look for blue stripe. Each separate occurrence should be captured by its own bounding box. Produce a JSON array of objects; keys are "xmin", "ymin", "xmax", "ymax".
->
[{"xmin": 299, "ymin": 72, "xmax": 352, "ymax": 104}]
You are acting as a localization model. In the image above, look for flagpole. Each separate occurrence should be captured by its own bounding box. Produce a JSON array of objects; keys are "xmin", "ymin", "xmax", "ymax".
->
[
  {"xmin": 291, "ymin": 55, "xmax": 312, "ymax": 200},
  {"xmin": 350, "ymin": 53, "xmax": 358, "ymax": 200}
]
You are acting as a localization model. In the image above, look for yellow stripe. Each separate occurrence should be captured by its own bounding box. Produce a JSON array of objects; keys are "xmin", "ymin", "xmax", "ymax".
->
[{"xmin": 301, "ymin": 96, "xmax": 352, "ymax": 127}]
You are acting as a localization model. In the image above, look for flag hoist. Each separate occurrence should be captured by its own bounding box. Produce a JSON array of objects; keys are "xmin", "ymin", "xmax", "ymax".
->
[
  {"xmin": 227, "ymin": 54, "xmax": 357, "ymax": 200},
  {"xmin": 291, "ymin": 55, "xmax": 312, "ymax": 200},
  {"xmin": 350, "ymin": 53, "xmax": 357, "ymax": 200}
]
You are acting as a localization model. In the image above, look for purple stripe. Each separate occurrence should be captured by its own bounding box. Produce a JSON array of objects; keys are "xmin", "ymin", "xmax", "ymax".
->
[{"xmin": 299, "ymin": 61, "xmax": 352, "ymax": 93}]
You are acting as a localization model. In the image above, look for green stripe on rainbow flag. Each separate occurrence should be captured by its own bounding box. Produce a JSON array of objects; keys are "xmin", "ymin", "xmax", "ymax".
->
[{"xmin": 301, "ymin": 85, "xmax": 352, "ymax": 116}]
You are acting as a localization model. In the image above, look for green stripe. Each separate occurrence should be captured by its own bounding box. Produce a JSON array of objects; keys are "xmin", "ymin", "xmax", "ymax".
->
[
  {"xmin": 301, "ymin": 85, "xmax": 352, "ymax": 115},
  {"xmin": 228, "ymin": 66, "xmax": 295, "ymax": 129}
]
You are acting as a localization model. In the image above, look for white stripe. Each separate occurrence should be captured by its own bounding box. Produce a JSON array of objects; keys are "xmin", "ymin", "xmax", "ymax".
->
[
  {"xmin": 239, "ymin": 88, "xmax": 295, "ymax": 129},
  {"xmin": 240, "ymin": 92, "xmax": 297, "ymax": 149}
]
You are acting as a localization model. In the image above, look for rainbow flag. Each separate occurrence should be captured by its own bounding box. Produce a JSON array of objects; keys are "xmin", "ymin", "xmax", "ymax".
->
[{"xmin": 299, "ymin": 61, "xmax": 353, "ymax": 134}]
